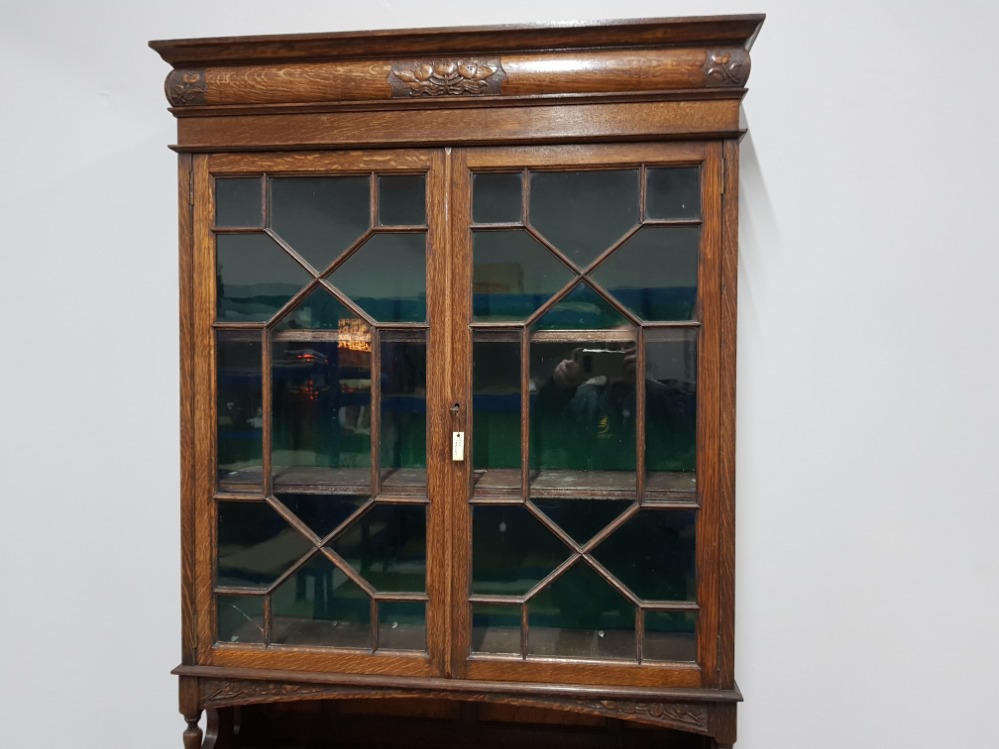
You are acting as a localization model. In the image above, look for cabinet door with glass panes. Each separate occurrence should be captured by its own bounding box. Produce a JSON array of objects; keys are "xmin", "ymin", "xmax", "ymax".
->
[
  {"xmin": 196, "ymin": 150, "xmax": 451, "ymax": 678},
  {"xmin": 452, "ymin": 143, "xmax": 726, "ymax": 689}
]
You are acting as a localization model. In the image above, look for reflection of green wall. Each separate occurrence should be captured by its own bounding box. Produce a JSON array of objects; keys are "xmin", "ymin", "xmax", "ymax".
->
[{"xmin": 473, "ymin": 408, "xmax": 521, "ymax": 469}]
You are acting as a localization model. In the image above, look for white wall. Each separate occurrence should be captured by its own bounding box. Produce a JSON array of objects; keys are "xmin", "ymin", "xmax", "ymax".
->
[{"xmin": 2, "ymin": 2, "xmax": 996, "ymax": 747}]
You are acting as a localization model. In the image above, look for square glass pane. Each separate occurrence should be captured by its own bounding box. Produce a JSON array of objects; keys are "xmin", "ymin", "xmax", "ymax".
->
[
  {"xmin": 644, "ymin": 610, "xmax": 696, "ymax": 662},
  {"xmin": 377, "ymin": 600, "xmax": 426, "ymax": 651},
  {"xmin": 215, "ymin": 177, "xmax": 262, "ymax": 228},
  {"xmin": 646, "ymin": 330, "xmax": 697, "ymax": 493},
  {"xmin": 380, "ymin": 336, "xmax": 427, "ymax": 490},
  {"xmin": 473, "ymin": 338, "xmax": 521, "ymax": 495},
  {"xmin": 473, "ymin": 172, "xmax": 522, "ymax": 224},
  {"xmin": 271, "ymin": 554, "xmax": 371, "ymax": 648},
  {"xmin": 217, "ymin": 331, "xmax": 263, "ymax": 492},
  {"xmin": 471, "ymin": 602, "xmax": 521, "ymax": 655},
  {"xmin": 378, "ymin": 174, "xmax": 426, "ymax": 226},
  {"xmin": 646, "ymin": 167, "xmax": 700, "ymax": 220},
  {"xmin": 217, "ymin": 594, "xmax": 264, "ymax": 644}
]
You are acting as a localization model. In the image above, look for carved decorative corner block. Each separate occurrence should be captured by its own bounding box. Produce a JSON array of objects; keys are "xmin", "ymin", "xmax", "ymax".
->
[
  {"xmin": 388, "ymin": 58, "xmax": 505, "ymax": 97},
  {"xmin": 703, "ymin": 49, "xmax": 751, "ymax": 87},
  {"xmin": 166, "ymin": 69, "xmax": 207, "ymax": 106}
]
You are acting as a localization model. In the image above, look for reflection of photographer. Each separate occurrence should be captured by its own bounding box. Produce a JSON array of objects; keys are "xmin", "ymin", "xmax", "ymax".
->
[{"xmin": 535, "ymin": 345, "xmax": 694, "ymax": 472}]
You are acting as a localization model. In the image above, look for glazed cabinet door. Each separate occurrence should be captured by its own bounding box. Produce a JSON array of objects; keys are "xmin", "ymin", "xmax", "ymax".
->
[
  {"xmin": 189, "ymin": 150, "xmax": 451, "ymax": 678},
  {"xmin": 449, "ymin": 143, "xmax": 727, "ymax": 689}
]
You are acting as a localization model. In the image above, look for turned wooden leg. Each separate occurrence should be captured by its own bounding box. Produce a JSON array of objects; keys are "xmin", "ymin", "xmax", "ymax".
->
[{"xmin": 182, "ymin": 710, "xmax": 203, "ymax": 749}]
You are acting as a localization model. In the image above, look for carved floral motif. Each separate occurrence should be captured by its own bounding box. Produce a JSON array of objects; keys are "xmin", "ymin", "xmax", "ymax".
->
[
  {"xmin": 389, "ymin": 59, "xmax": 505, "ymax": 97},
  {"xmin": 166, "ymin": 70, "xmax": 207, "ymax": 106},
  {"xmin": 588, "ymin": 700, "xmax": 709, "ymax": 733},
  {"xmin": 703, "ymin": 49, "xmax": 751, "ymax": 87}
]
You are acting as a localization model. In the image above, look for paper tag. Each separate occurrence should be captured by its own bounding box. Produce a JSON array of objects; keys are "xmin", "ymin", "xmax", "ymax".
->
[{"xmin": 452, "ymin": 431, "xmax": 465, "ymax": 461}]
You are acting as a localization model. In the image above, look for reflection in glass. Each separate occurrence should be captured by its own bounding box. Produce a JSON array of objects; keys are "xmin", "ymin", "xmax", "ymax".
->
[
  {"xmin": 271, "ymin": 176, "xmax": 369, "ymax": 272},
  {"xmin": 328, "ymin": 233, "xmax": 427, "ymax": 322},
  {"xmin": 271, "ymin": 338, "xmax": 371, "ymax": 489},
  {"xmin": 533, "ymin": 498, "xmax": 633, "ymax": 544},
  {"xmin": 378, "ymin": 174, "xmax": 426, "ymax": 226},
  {"xmin": 378, "ymin": 600, "xmax": 426, "ymax": 651},
  {"xmin": 217, "ymin": 501, "xmax": 313, "ymax": 589},
  {"xmin": 330, "ymin": 504, "xmax": 427, "ymax": 593},
  {"xmin": 215, "ymin": 177, "xmax": 262, "ymax": 228},
  {"xmin": 271, "ymin": 553, "xmax": 370, "ymax": 648},
  {"xmin": 472, "ymin": 339, "xmax": 521, "ymax": 485},
  {"xmin": 472, "ymin": 505, "xmax": 569, "ymax": 596},
  {"xmin": 527, "ymin": 561, "xmax": 634, "ymax": 659},
  {"xmin": 217, "ymin": 594, "xmax": 265, "ymax": 644},
  {"xmin": 273, "ymin": 286, "xmax": 361, "ymax": 331},
  {"xmin": 473, "ymin": 230, "xmax": 574, "ymax": 321},
  {"xmin": 644, "ymin": 610, "xmax": 697, "ymax": 662},
  {"xmin": 646, "ymin": 167, "xmax": 700, "ymax": 220},
  {"xmin": 591, "ymin": 510, "xmax": 696, "ymax": 602},
  {"xmin": 217, "ymin": 332, "xmax": 263, "ymax": 491},
  {"xmin": 530, "ymin": 170, "xmax": 638, "ymax": 268},
  {"xmin": 471, "ymin": 602, "xmax": 521, "ymax": 654},
  {"xmin": 473, "ymin": 172, "xmax": 522, "ymax": 224},
  {"xmin": 531, "ymin": 282, "xmax": 629, "ymax": 330},
  {"xmin": 275, "ymin": 494, "xmax": 367, "ymax": 540},
  {"xmin": 217, "ymin": 234, "xmax": 313, "ymax": 322},
  {"xmin": 591, "ymin": 227, "xmax": 700, "ymax": 321},
  {"xmin": 646, "ymin": 331, "xmax": 697, "ymax": 478},
  {"xmin": 381, "ymin": 338, "xmax": 427, "ymax": 488}
]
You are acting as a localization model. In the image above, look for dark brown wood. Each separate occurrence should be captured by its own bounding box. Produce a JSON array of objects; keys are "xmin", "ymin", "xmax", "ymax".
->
[{"xmin": 159, "ymin": 15, "xmax": 759, "ymax": 748}]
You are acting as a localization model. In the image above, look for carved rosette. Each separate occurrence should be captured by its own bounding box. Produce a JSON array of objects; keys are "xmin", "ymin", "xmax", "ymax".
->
[
  {"xmin": 389, "ymin": 58, "xmax": 505, "ymax": 97},
  {"xmin": 703, "ymin": 49, "xmax": 751, "ymax": 87},
  {"xmin": 166, "ymin": 69, "xmax": 207, "ymax": 106}
]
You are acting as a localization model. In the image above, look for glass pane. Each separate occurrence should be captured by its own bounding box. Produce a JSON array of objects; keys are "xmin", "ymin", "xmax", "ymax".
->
[
  {"xmin": 381, "ymin": 337, "xmax": 427, "ymax": 490},
  {"xmin": 274, "ymin": 494, "xmax": 367, "ymax": 540},
  {"xmin": 273, "ymin": 285, "xmax": 359, "ymax": 331},
  {"xmin": 217, "ymin": 332, "xmax": 263, "ymax": 492},
  {"xmin": 646, "ymin": 331, "xmax": 697, "ymax": 487},
  {"xmin": 217, "ymin": 594, "xmax": 265, "ymax": 644},
  {"xmin": 471, "ymin": 602, "xmax": 521, "ymax": 655},
  {"xmin": 527, "ymin": 561, "xmax": 635, "ymax": 659},
  {"xmin": 378, "ymin": 174, "xmax": 426, "ymax": 226},
  {"xmin": 533, "ymin": 498, "xmax": 633, "ymax": 544},
  {"xmin": 473, "ymin": 172, "xmax": 522, "ymax": 224},
  {"xmin": 531, "ymin": 282, "xmax": 629, "ymax": 330},
  {"xmin": 378, "ymin": 600, "xmax": 426, "ymax": 651},
  {"xmin": 591, "ymin": 510, "xmax": 696, "ymax": 602},
  {"xmin": 330, "ymin": 504, "xmax": 427, "ymax": 593},
  {"xmin": 472, "ymin": 505, "xmax": 569, "ymax": 596},
  {"xmin": 473, "ymin": 230, "xmax": 574, "ymax": 321},
  {"xmin": 529, "ymin": 337, "xmax": 638, "ymax": 489},
  {"xmin": 644, "ymin": 610, "xmax": 696, "ymax": 662},
  {"xmin": 647, "ymin": 167, "xmax": 700, "ymax": 220},
  {"xmin": 271, "ymin": 553, "xmax": 371, "ymax": 648},
  {"xmin": 272, "ymin": 337, "xmax": 371, "ymax": 491},
  {"xmin": 271, "ymin": 176, "xmax": 369, "ymax": 272},
  {"xmin": 591, "ymin": 227, "xmax": 699, "ymax": 321},
  {"xmin": 216, "ymin": 177, "xmax": 262, "ymax": 228},
  {"xmin": 217, "ymin": 501, "xmax": 313, "ymax": 589},
  {"xmin": 472, "ymin": 339, "xmax": 521, "ymax": 493},
  {"xmin": 328, "ymin": 233, "xmax": 426, "ymax": 322},
  {"xmin": 529, "ymin": 170, "xmax": 638, "ymax": 268},
  {"xmin": 216, "ymin": 234, "xmax": 313, "ymax": 322}
]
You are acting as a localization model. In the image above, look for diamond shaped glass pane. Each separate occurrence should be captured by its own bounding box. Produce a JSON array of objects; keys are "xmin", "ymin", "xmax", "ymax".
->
[
  {"xmin": 330, "ymin": 504, "xmax": 426, "ymax": 593},
  {"xmin": 473, "ymin": 230, "xmax": 574, "ymax": 322},
  {"xmin": 472, "ymin": 505, "xmax": 570, "ymax": 596},
  {"xmin": 328, "ymin": 233, "xmax": 426, "ymax": 322},
  {"xmin": 531, "ymin": 281, "xmax": 629, "ymax": 331},
  {"xmin": 274, "ymin": 286, "xmax": 368, "ymax": 332},
  {"xmin": 271, "ymin": 176, "xmax": 369, "ymax": 272},
  {"xmin": 533, "ymin": 499, "xmax": 633, "ymax": 544},
  {"xmin": 527, "ymin": 560, "xmax": 635, "ymax": 659},
  {"xmin": 216, "ymin": 234, "xmax": 312, "ymax": 322},
  {"xmin": 217, "ymin": 501, "xmax": 313, "ymax": 589},
  {"xmin": 274, "ymin": 494, "xmax": 368, "ymax": 540},
  {"xmin": 271, "ymin": 553, "xmax": 370, "ymax": 648},
  {"xmin": 590, "ymin": 227, "xmax": 699, "ymax": 321},
  {"xmin": 591, "ymin": 509, "xmax": 696, "ymax": 602},
  {"xmin": 529, "ymin": 170, "xmax": 638, "ymax": 268}
]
